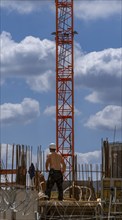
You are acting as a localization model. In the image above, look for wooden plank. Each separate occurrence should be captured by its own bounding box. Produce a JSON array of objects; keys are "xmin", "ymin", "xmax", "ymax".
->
[
  {"xmin": 0, "ymin": 183, "xmax": 25, "ymax": 187},
  {"xmin": 16, "ymin": 145, "xmax": 18, "ymax": 170},
  {"xmin": 11, "ymin": 144, "xmax": 14, "ymax": 183},
  {"xmin": 0, "ymin": 169, "xmax": 17, "ymax": 175}
]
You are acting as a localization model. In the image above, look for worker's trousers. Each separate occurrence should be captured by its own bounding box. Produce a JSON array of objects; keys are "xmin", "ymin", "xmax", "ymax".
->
[{"xmin": 45, "ymin": 169, "xmax": 63, "ymax": 200}]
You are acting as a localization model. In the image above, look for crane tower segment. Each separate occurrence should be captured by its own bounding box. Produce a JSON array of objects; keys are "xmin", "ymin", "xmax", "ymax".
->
[{"xmin": 55, "ymin": 0, "xmax": 74, "ymax": 180}]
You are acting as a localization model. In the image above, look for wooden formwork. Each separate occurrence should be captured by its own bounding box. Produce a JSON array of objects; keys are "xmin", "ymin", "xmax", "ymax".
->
[
  {"xmin": 101, "ymin": 178, "xmax": 122, "ymax": 218},
  {"xmin": 101, "ymin": 141, "xmax": 122, "ymax": 218},
  {"xmin": 102, "ymin": 140, "xmax": 122, "ymax": 178},
  {"xmin": 101, "ymin": 178, "xmax": 122, "ymax": 201}
]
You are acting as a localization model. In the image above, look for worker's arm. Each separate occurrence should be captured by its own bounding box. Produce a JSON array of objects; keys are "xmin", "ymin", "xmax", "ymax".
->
[{"xmin": 61, "ymin": 157, "xmax": 66, "ymax": 173}]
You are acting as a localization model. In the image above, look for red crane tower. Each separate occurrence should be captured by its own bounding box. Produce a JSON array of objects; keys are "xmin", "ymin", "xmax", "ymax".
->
[{"xmin": 55, "ymin": 0, "xmax": 75, "ymax": 181}]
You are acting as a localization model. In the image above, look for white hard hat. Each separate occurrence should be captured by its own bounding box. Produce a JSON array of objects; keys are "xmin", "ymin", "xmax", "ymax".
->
[{"xmin": 49, "ymin": 143, "xmax": 56, "ymax": 150}]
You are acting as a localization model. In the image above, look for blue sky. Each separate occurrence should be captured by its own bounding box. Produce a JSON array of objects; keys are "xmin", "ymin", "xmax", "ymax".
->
[{"xmin": 0, "ymin": 0, "xmax": 122, "ymax": 160}]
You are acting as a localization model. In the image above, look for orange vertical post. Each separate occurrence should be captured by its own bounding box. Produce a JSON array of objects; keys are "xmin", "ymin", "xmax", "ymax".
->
[{"xmin": 55, "ymin": 0, "xmax": 75, "ymax": 180}]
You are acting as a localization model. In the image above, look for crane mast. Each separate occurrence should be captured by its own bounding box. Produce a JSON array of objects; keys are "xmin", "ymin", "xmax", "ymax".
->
[{"xmin": 55, "ymin": 0, "xmax": 75, "ymax": 180}]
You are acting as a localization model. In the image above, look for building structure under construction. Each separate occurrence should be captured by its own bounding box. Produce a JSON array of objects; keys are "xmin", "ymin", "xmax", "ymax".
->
[{"xmin": 0, "ymin": 140, "xmax": 122, "ymax": 219}]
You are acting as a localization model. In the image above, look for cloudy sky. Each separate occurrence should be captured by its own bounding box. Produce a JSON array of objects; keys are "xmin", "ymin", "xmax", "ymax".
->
[{"xmin": 0, "ymin": 0, "xmax": 122, "ymax": 163}]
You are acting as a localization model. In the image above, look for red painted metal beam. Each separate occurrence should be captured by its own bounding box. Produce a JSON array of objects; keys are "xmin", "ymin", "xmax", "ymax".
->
[{"xmin": 55, "ymin": 0, "xmax": 75, "ymax": 181}]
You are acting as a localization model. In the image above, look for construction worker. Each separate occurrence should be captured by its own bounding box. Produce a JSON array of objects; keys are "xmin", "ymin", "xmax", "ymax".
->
[
  {"xmin": 28, "ymin": 162, "xmax": 35, "ymax": 190},
  {"xmin": 45, "ymin": 143, "xmax": 66, "ymax": 200}
]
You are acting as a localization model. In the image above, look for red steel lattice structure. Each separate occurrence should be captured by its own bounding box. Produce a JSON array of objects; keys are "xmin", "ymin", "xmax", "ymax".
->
[{"xmin": 55, "ymin": 0, "xmax": 75, "ymax": 180}]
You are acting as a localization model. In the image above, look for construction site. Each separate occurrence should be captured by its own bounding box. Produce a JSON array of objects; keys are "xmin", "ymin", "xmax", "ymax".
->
[
  {"xmin": 0, "ymin": 141, "xmax": 122, "ymax": 219},
  {"xmin": 0, "ymin": 0, "xmax": 122, "ymax": 220}
]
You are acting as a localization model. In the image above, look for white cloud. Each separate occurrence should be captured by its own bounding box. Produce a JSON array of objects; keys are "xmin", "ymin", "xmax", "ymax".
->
[
  {"xmin": 1, "ymin": 31, "xmax": 55, "ymax": 92},
  {"xmin": 74, "ymin": 0, "xmax": 121, "ymax": 20},
  {"xmin": 26, "ymin": 70, "xmax": 54, "ymax": 93},
  {"xmin": 76, "ymin": 150, "xmax": 101, "ymax": 164},
  {"xmin": 1, "ymin": 0, "xmax": 120, "ymax": 20},
  {"xmin": 1, "ymin": 0, "xmax": 50, "ymax": 14},
  {"xmin": 44, "ymin": 106, "xmax": 55, "ymax": 116},
  {"xmin": 44, "ymin": 105, "xmax": 81, "ymax": 117},
  {"xmin": 75, "ymin": 47, "xmax": 121, "ymax": 105},
  {"xmin": 0, "ymin": 144, "xmax": 14, "ymax": 166},
  {"xmin": 85, "ymin": 92, "xmax": 102, "ymax": 104},
  {"xmin": 1, "ymin": 32, "xmax": 121, "ymax": 106},
  {"xmin": 0, "ymin": 98, "xmax": 40, "ymax": 125},
  {"xmin": 85, "ymin": 105, "xmax": 122, "ymax": 130}
]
